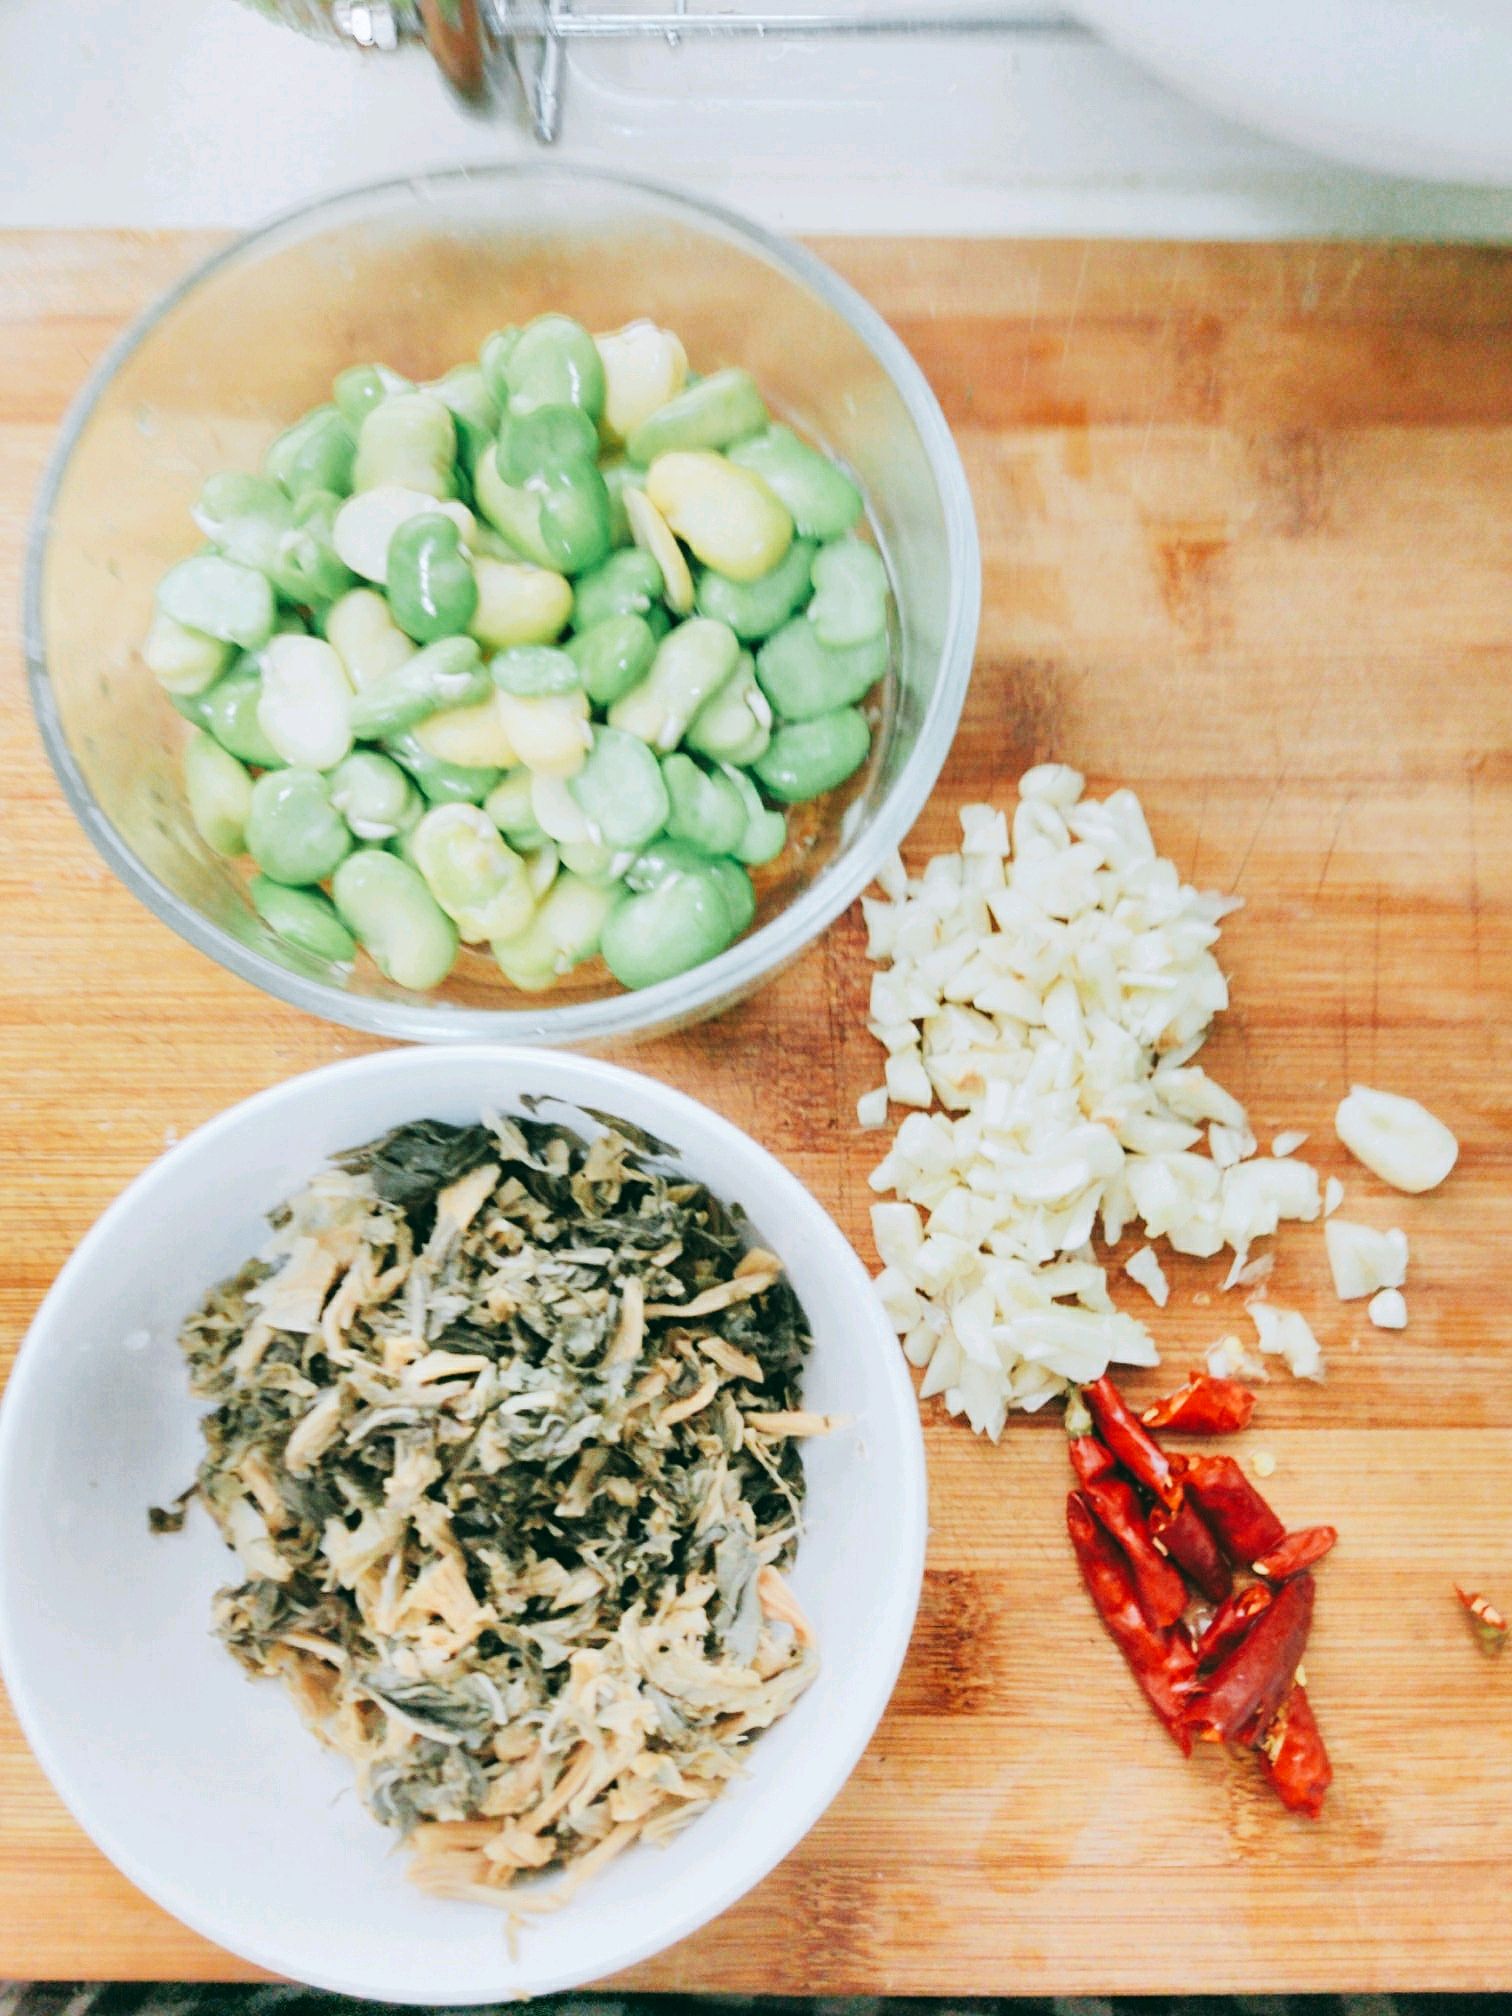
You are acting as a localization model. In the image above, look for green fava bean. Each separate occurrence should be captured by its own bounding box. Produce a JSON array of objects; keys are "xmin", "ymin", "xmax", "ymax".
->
[
  {"xmin": 684, "ymin": 651, "xmax": 772, "ymax": 766},
  {"xmin": 608, "ymin": 617, "xmax": 741, "ymax": 752},
  {"xmin": 410, "ymin": 803, "xmax": 534, "ymax": 944},
  {"xmin": 473, "ymin": 445, "xmax": 556, "ymax": 570},
  {"xmin": 720, "ymin": 761, "xmax": 788, "ymax": 866},
  {"xmin": 492, "ymin": 871, "xmax": 619, "ymax": 990},
  {"xmin": 728, "ymin": 425, "xmax": 864, "ymax": 539},
  {"xmin": 245, "ymin": 768, "xmax": 353, "ymax": 885},
  {"xmin": 484, "ymin": 768, "xmax": 548, "ymax": 851},
  {"xmin": 661, "ymin": 753, "xmax": 747, "ymax": 857},
  {"xmin": 499, "ymin": 404, "xmax": 600, "ymax": 481},
  {"xmin": 624, "ymin": 837, "xmax": 752, "ymax": 931},
  {"xmin": 479, "ymin": 328, "xmax": 522, "ymax": 410},
  {"xmin": 328, "ymin": 750, "xmax": 422, "ymax": 841},
  {"xmin": 386, "ymin": 730, "xmax": 501, "ymax": 806},
  {"xmin": 271, "ymin": 490, "xmax": 357, "ymax": 607},
  {"xmin": 387, "ymin": 512, "xmax": 478, "ymax": 643},
  {"xmin": 755, "ymin": 616, "xmax": 889, "ymax": 721},
  {"xmin": 703, "ymin": 854, "xmax": 756, "ymax": 934},
  {"xmin": 625, "ymin": 368, "xmax": 767, "ymax": 466},
  {"xmin": 601, "ymin": 459, "xmax": 640, "ymax": 546},
  {"xmin": 176, "ymin": 656, "xmax": 283, "ymax": 767},
  {"xmin": 158, "ymin": 554, "xmax": 276, "ymax": 651},
  {"xmin": 250, "ymin": 876, "xmax": 357, "ymax": 964},
  {"xmin": 569, "ymin": 726, "xmax": 669, "ymax": 852},
  {"xmin": 571, "ymin": 548, "xmax": 664, "ymax": 629},
  {"xmin": 601, "ymin": 871, "xmax": 736, "ymax": 991},
  {"xmin": 429, "ymin": 365, "xmax": 499, "ymax": 476},
  {"xmin": 491, "ymin": 644, "xmax": 581, "ymax": 697},
  {"xmin": 332, "ymin": 849, "xmax": 458, "ymax": 990},
  {"xmin": 500, "ymin": 315, "xmax": 605, "ymax": 422},
  {"xmin": 350, "ymin": 637, "xmax": 489, "ymax": 740},
  {"xmin": 193, "ymin": 471, "xmax": 291, "ymax": 576},
  {"xmin": 565, "ymin": 613, "xmax": 656, "ymax": 707},
  {"xmin": 353, "ymin": 391, "xmax": 458, "ymax": 500},
  {"xmin": 696, "ymin": 537, "xmax": 816, "ymax": 641},
  {"xmin": 333, "ymin": 363, "xmax": 412, "ymax": 429},
  {"xmin": 534, "ymin": 464, "xmax": 613, "ymax": 576},
  {"xmin": 753, "ymin": 707, "xmax": 872, "ymax": 804},
  {"xmin": 264, "ymin": 404, "xmax": 356, "ymax": 502},
  {"xmin": 807, "ymin": 537, "xmax": 890, "ymax": 648},
  {"xmin": 183, "ymin": 731, "xmax": 252, "ymax": 856}
]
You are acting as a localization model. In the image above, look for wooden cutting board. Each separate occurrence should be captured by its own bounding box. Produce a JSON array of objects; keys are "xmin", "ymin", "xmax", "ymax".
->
[{"xmin": 2, "ymin": 234, "xmax": 1510, "ymax": 1995}]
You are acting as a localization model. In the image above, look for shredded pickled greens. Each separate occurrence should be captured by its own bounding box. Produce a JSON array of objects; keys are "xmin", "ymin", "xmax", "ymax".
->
[{"xmin": 165, "ymin": 1115, "xmax": 821, "ymax": 1905}]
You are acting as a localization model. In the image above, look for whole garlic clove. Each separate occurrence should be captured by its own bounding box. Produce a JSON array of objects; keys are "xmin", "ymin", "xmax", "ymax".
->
[{"xmin": 1335, "ymin": 1084, "xmax": 1458, "ymax": 1194}]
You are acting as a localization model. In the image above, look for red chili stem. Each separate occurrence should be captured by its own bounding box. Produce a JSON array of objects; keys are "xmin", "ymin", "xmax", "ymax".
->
[
  {"xmin": 1180, "ymin": 1453, "xmax": 1287, "ymax": 1564},
  {"xmin": 1259, "ymin": 1683, "xmax": 1332, "ymax": 1817},
  {"xmin": 1067, "ymin": 1492, "xmax": 1198, "ymax": 1753},
  {"xmin": 1195, "ymin": 1583, "xmax": 1274, "ymax": 1670},
  {"xmin": 1142, "ymin": 1373, "xmax": 1257, "ymax": 1435},
  {"xmin": 1083, "ymin": 1375, "xmax": 1182, "ymax": 1510},
  {"xmin": 1082, "ymin": 1474, "xmax": 1190, "ymax": 1629},
  {"xmin": 1253, "ymin": 1526, "xmax": 1338, "ymax": 1582},
  {"xmin": 1149, "ymin": 1497, "xmax": 1233, "ymax": 1605},
  {"xmin": 1187, "ymin": 1572, "xmax": 1316, "ymax": 1744}
]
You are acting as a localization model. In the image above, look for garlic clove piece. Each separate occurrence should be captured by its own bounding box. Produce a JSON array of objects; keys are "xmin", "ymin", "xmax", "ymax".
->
[{"xmin": 1335, "ymin": 1084, "xmax": 1458, "ymax": 1194}]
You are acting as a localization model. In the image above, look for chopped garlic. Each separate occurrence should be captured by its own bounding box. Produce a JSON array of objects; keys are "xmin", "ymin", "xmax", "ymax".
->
[
  {"xmin": 1207, "ymin": 1333, "xmax": 1268, "ymax": 1381},
  {"xmin": 1248, "ymin": 1300, "xmax": 1325, "ymax": 1382},
  {"xmin": 1272, "ymin": 1129, "xmax": 1309, "ymax": 1158},
  {"xmin": 1368, "ymin": 1287, "xmax": 1408, "ymax": 1330},
  {"xmin": 1324, "ymin": 1176, "xmax": 1344, "ymax": 1217},
  {"xmin": 1124, "ymin": 1245, "xmax": 1170, "ymax": 1308},
  {"xmin": 1324, "ymin": 1219, "xmax": 1408, "ymax": 1301},
  {"xmin": 1252, "ymin": 1449, "xmax": 1277, "ymax": 1479},
  {"xmin": 1221, "ymin": 1248, "xmax": 1274, "ymax": 1294},
  {"xmin": 1335, "ymin": 1084, "xmax": 1458, "ymax": 1194},
  {"xmin": 856, "ymin": 1087, "xmax": 889, "ymax": 1130},
  {"xmin": 861, "ymin": 769, "xmax": 1323, "ymax": 1434}
]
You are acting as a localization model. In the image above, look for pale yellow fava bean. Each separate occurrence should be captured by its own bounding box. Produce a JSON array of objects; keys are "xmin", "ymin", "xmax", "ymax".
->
[
  {"xmin": 624, "ymin": 485, "xmax": 694, "ymax": 616},
  {"xmin": 594, "ymin": 321, "xmax": 689, "ymax": 447},
  {"xmin": 325, "ymin": 587, "xmax": 414, "ymax": 690},
  {"xmin": 469, "ymin": 558, "xmax": 573, "ymax": 650},
  {"xmin": 411, "ymin": 690, "xmax": 520, "ymax": 768},
  {"xmin": 495, "ymin": 688, "xmax": 592, "ymax": 776},
  {"xmin": 645, "ymin": 451, "xmax": 793, "ymax": 583},
  {"xmin": 143, "ymin": 609, "xmax": 232, "ymax": 695}
]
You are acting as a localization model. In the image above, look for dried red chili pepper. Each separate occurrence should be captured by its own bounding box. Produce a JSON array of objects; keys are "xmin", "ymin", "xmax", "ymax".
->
[
  {"xmin": 1195, "ymin": 1583, "xmax": 1274, "ymax": 1670},
  {"xmin": 1253, "ymin": 1525, "xmax": 1338, "ymax": 1581},
  {"xmin": 1149, "ymin": 1497, "xmax": 1232, "ymax": 1605},
  {"xmin": 1068, "ymin": 1432, "xmax": 1118, "ymax": 1490},
  {"xmin": 1259, "ymin": 1684, "xmax": 1332, "ymax": 1817},
  {"xmin": 1082, "ymin": 1474, "xmax": 1190, "ymax": 1629},
  {"xmin": 1455, "ymin": 1585, "xmax": 1509, "ymax": 1656},
  {"xmin": 1066, "ymin": 1492, "xmax": 1198, "ymax": 1753},
  {"xmin": 1180, "ymin": 1453, "xmax": 1287, "ymax": 1564},
  {"xmin": 1187, "ymin": 1572, "xmax": 1315, "ymax": 1745},
  {"xmin": 1083, "ymin": 1375, "xmax": 1181, "ymax": 1510},
  {"xmin": 1141, "ymin": 1373, "xmax": 1256, "ymax": 1435}
]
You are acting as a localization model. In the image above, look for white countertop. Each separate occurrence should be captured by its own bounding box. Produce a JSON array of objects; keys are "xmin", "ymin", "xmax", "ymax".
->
[{"xmin": 5, "ymin": 0, "xmax": 1512, "ymax": 237}]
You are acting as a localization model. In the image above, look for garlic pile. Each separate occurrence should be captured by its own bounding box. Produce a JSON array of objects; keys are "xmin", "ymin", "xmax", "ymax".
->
[{"xmin": 861, "ymin": 766, "xmax": 1322, "ymax": 1439}]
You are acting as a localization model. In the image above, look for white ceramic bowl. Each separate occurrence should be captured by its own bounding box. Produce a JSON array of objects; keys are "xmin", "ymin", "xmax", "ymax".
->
[{"xmin": 0, "ymin": 1048, "xmax": 926, "ymax": 2004}]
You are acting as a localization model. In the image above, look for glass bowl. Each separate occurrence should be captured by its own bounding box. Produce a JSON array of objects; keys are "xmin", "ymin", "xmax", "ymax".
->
[{"xmin": 26, "ymin": 164, "xmax": 979, "ymax": 1044}]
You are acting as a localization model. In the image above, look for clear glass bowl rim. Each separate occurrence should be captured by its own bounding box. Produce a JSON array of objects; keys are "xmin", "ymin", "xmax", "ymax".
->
[{"xmin": 24, "ymin": 160, "xmax": 981, "ymax": 1045}]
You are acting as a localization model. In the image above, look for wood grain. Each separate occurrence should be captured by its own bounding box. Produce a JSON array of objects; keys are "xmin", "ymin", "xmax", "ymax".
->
[{"xmin": 2, "ymin": 234, "xmax": 1510, "ymax": 1993}]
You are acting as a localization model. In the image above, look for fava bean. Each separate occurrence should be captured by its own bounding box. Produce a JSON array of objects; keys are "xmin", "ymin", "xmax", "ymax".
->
[
  {"xmin": 324, "ymin": 586, "xmax": 415, "ymax": 689},
  {"xmin": 595, "ymin": 321, "xmax": 689, "ymax": 447},
  {"xmin": 264, "ymin": 404, "xmax": 356, "ymax": 502},
  {"xmin": 144, "ymin": 609, "xmax": 232, "ymax": 695},
  {"xmin": 478, "ymin": 328, "xmax": 521, "ymax": 412},
  {"xmin": 683, "ymin": 651, "xmax": 772, "ymax": 766},
  {"xmin": 494, "ymin": 685, "xmax": 592, "ymax": 775},
  {"xmin": 333, "ymin": 363, "xmax": 412, "ymax": 429},
  {"xmin": 728, "ymin": 424, "xmax": 864, "ymax": 539},
  {"xmin": 469, "ymin": 558, "xmax": 572, "ymax": 650},
  {"xmin": 386, "ymin": 730, "xmax": 501, "ymax": 806},
  {"xmin": 158, "ymin": 554, "xmax": 276, "ymax": 652},
  {"xmin": 328, "ymin": 750, "xmax": 422, "ymax": 841},
  {"xmin": 410, "ymin": 803, "xmax": 535, "ymax": 943},
  {"xmin": 352, "ymin": 391, "xmax": 457, "ymax": 499},
  {"xmin": 332, "ymin": 486, "xmax": 474, "ymax": 585},
  {"xmin": 499, "ymin": 314, "xmax": 605, "ymax": 422},
  {"xmin": 193, "ymin": 655, "xmax": 283, "ymax": 767},
  {"xmin": 600, "ymin": 870, "xmax": 736, "ymax": 990},
  {"xmin": 704, "ymin": 854, "xmax": 757, "ymax": 934},
  {"xmin": 608, "ymin": 617, "xmax": 739, "ymax": 751},
  {"xmin": 571, "ymin": 548, "xmax": 663, "ymax": 629},
  {"xmin": 271, "ymin": 490, "xmax": 357, "ymax": 607},
  {"xmin": 721, "ymin": 760, "xmax": 788, "ymax": 866},
  {"xmin": 696, "ymin": 536, "xmax": 815, "ymax": 641},
  {"xmin": 411, "ymin": 690, "xmax": 519, "ymax": 768},
  {"xmin": 530, "ymin": 769, "xmax": 598, "ymax": 849},
  {"xmin": 349, "ymin": 637, "xmax": 488, "ymax": 740},
  {"xmin": 491, "ymin": 644, "xmax": 581, "ymax": 697},
  {"xmin": 183, "ymin": 730, "xmax": 252, "ymax": 856},
  {"xmin": 257, "ymin": 634, "xmax": 354, "ymax": 771},
  {"xmin": 755, "ymin": 615, "xmax": 888, "ymax": 720},
  {"xmin": 625, "ymin": 367, "xmax": 767, "ymax": 465},
  {"xmin": 246, "ymin": 768, "xmax": 352, "ymax": 885},
  {"xmin": 332, "ymin": 848, "xmax": 458, "ymax": 990},
  {"xmin": 472, "ymin": 446, "xmax": 556, "ymax": 570},
  {"xmin": 492, "ymin": 870, "xmax": 618, "ymax": 990},
  {"xmin": 624, "ymin": 838, "xmax": 752, "ymax": 933},
  {"xmin": 523, "ymin": 843, "xmax": 560, "ymax": 901},
  {"xmin": 497, "ymin": 406, "xmax": 613, "ymax": 576},
  {"xmin": 193, "ymin": 471, "xmax": 291, "ymax": 576},
  {"xmin": 753, "ymin": 707, "xmax": 871, "ymax": 803},
  {"xmin": 559, "ymin": 838, "xmax": 625, "ymax": 882},
  {"xmin": 564, "ymin": 612, "xmax": 656, "ymax": 707},
  {"xmin": 428, "ymin": 364, "xmax": 499, "ymax": 476},
  {"xmin": 484, "ymin": 768, "xmax": 549, "ymax": 850},
  {"xmin": 645, "ymin": 451, "xmax": 792, "ymax": 582},
  {"xmin": 661, "ymin": 752, "xmax": 746, "ymax": 856},
  {"xmin": 624, "ymin": 487, "xmax": 694, "ymax": 615},
  {"xmin": 807, "ymin": 536, "xmax": 889, "ymax": 648},
  {"xmin": 250, "ymin": 875, "xmax": 357, "ymax": 963},
  {"xmin": 569, "ymin": 725, "xmax": 670, "ymax": 851},
  {"xmin": 600, "ymin": 458, "xmax": 641, "ymax": 546},
  {"xmin": 386, "ymin": 512, "xmax": 478, "ymax": 643}
]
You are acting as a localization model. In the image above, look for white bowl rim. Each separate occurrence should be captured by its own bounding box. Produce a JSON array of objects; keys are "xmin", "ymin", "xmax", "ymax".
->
[
  {"xmin": 0, "ymin": 1044, "xmax": 928, "ymax": 2001},
  {"xmin": 24, "ymin": 159, "xmax": 981, "ymax": 1046}
]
